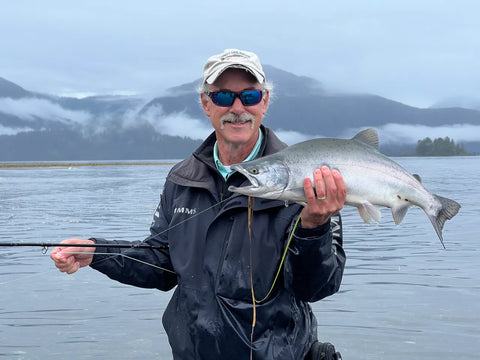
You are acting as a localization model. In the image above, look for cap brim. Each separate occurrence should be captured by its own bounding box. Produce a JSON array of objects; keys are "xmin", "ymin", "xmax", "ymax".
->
[{"xmin": 205, "ymin": 64, "xmax": 265, "ymax": 85}]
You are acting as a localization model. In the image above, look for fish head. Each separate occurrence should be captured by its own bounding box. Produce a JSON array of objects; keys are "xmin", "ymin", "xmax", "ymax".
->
[{"xmin": 228, "ymin": 158, "xmax": 290, "ymax": 199}]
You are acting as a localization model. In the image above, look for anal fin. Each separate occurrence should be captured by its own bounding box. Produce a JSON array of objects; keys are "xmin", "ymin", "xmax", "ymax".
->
[{"xmin": 391, "ymin": 202, "xmax": 412, "ymax": 225}]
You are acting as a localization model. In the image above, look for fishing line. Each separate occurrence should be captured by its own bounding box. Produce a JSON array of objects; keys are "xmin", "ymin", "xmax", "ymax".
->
[
  {"xmin": 248, "ymin": 196, "xmax": 255, "ymax": 360},
  {"xmin": 60, "ymin": 198, "xmax": 230, "ymax": 272},
  {"xmin": 0, "ymin": 198, "xmax": 231, "ymax": 279},
  {"xmin": 247, "ymin": 198, "xmax": 301, "ymax": 358},
  {"xmin": 246, "ymin": 197, "xmax": 301, "ymax": 358},
  {"xmin": 62, "ymin": 251, "xmax": 177, "ymax": 274},
  {"xmin": 116, "ymin": 197, "xmax": 230, "ymax": 244},
  {"xmin": 253, "ymin": 213, "xmax": 301, "ymax": 304},
  {"xmin": 0, "ymin": 251, "xmax": 177, "ymax": 286}
]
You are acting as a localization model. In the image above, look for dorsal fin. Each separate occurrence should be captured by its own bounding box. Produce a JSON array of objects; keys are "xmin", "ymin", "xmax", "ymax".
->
[
  {"xmin": 413, "ymin": 174, "xmax": 422, "ymax": 183},
  {"xmin": 352, "ymin": 128, "xmax": 380, "ymax": 150}
]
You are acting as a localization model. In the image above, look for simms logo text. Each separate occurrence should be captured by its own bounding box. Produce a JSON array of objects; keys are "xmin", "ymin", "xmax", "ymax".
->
[{"xmin": 174, "ymin": 207, "xmax": 198, "ymax": 215}]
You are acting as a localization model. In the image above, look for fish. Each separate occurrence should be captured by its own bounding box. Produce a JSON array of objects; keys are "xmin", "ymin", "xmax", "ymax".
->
[{"xmin": 228, "ymin": 128, "xmax": 461, "ymax": 246}]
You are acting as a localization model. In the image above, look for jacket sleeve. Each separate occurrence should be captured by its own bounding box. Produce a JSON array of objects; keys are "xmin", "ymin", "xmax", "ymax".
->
[
  {"xmin": 89, "ymin": 187, "xmax": 178, "ymax": 291},
  {"xmin": 284, "ymin": 212, "xmax": 345, "ymax": 302}
]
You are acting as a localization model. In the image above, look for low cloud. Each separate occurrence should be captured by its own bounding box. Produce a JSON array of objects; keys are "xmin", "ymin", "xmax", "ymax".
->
[
  {"xmin": 0, "ymin": 124, "xmax": 34, "ymax": 136},
  {"xmin": 274, "ymin": 123, "xmax": 480, "ymax": 147},
  {"xmin": 139, "ymin": 105, "xmax": 212, "ymax": 139},
  {"xmin": 2, "ymin": 95, "xmax": 479, "ymax": 149},
  {"xmin": 0, "ymin": 98, "xmax": 92, "ymax": 125},
  {"xmin": 366, "ymin": 123, "xmax": 480, "ymax": 145}
]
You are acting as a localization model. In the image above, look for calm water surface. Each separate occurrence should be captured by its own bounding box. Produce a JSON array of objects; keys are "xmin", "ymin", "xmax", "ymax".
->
[{"xmin": 1, "ymin": 157, "xmax": 479, "ymax": 359}]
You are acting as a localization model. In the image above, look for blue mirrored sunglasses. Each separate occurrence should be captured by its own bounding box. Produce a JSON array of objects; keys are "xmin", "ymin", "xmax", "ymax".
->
[{"xmin": 205, "ymin": 90, "xmax": 264, "ymax": 107}]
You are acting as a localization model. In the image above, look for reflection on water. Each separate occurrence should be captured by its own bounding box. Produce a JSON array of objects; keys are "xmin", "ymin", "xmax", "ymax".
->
[{"xmin": 1, "ymin": 158, "xmax": 479, "ymax": 360}]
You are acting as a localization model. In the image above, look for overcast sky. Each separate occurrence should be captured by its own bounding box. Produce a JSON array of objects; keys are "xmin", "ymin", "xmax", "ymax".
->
[{"xmin": 1, "ymin": 0, "xmax": 479, "ymax": 108}]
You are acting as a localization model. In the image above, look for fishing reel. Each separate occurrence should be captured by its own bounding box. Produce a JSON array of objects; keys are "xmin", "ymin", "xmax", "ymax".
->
[{"xmin": 306, "ymin": 341, "xmax": 343, "ymax": 360}]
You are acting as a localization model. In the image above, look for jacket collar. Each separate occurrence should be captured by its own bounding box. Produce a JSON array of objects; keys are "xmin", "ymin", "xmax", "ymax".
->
[{"xmin": 167, "ymin": 125, "xmax": 287, "ymax": 189}]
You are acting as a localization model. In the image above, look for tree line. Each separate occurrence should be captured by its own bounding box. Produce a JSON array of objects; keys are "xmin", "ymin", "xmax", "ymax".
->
[{"xmin": 416, "ymin": 136, "xmax": 470, "ymax": 156}]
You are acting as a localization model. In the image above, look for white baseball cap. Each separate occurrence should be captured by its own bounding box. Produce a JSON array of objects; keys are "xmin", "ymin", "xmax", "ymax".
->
[{"xmin": 202, "ymin": 49, "xmax": 266, "ymax": 85}]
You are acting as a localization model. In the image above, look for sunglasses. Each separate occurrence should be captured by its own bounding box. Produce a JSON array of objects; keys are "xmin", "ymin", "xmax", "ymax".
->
[{"xmin": 205, "ymin": 89, "xmax": 264, "ymax": 107}]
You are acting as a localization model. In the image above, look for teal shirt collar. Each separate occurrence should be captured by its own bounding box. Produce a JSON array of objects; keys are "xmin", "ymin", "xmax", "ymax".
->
[{"xmin": 214, "ymin": 129, "xmax": 263, "ymax": 180}]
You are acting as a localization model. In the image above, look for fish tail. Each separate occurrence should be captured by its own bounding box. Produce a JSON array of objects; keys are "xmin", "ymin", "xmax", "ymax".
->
[{"xmin": 427, "ymin": 195, "xmax": 461, "ymax": 248}]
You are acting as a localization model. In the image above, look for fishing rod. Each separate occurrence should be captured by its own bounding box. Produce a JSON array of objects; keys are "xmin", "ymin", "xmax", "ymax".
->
[{"xmin": 0, "ymin": 242, "xmax": 168, "ymax": 251}]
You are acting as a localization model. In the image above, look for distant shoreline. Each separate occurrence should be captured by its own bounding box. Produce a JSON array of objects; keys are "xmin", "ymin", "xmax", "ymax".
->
[{"xmin": 0, "ymin": 161, "xmax": 178, "ymax": 169}]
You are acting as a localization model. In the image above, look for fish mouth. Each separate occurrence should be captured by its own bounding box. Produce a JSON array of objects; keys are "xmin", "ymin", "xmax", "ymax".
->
[
  {"xmin": 228, "ymin": 164, "xmax": 264, "ymax": 196},
  {"xmin": 229, "ymin": 164, "xmax": 259, "ymax": 188},
  {"xmin": 228, "ymin": 164, "xmax": 286, "ymax": 200}
]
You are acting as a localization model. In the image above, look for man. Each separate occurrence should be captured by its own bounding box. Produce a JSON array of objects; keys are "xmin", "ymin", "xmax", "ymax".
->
[{"xmin": 51, "ymin": 49, "xmax": 346, "ymax": 360}]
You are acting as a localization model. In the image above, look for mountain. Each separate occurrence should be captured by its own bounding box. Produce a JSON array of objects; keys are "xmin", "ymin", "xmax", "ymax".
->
[
  {"xmin": 1, "ymin": 68, "xmax": 480, "ymax": 161},
  {"xmin": 0, "ymin": 77, "xmax": 31, "ymax": 98},
  {"xmin": 431, "ymin": 96, "xmax": 480, "ymax": 111},
  {"xmin": 139, "ymin": 65, "xmax": 480, "ymax": 136}
]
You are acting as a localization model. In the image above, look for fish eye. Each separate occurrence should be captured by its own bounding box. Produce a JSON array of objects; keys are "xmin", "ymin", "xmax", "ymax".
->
[{"xmin": 250, "ymin": 168, "xmax": 259, "ymax": 175}]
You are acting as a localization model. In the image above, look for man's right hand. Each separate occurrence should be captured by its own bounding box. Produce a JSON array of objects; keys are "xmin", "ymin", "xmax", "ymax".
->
[{"xmin": 50, "ymin": 239, "xmax": 95, "ymax": 274}]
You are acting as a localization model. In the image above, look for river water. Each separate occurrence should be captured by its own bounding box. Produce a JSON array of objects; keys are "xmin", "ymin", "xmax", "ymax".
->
[{"xmin": 0, "ymin": 157, "xmax": 479, "ymax": 360}]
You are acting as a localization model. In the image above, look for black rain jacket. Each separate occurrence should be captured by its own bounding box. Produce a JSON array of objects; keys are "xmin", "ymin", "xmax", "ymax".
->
[{"xmin": 90, "ymin": 126, "xmax": 346, "ymax": 360}]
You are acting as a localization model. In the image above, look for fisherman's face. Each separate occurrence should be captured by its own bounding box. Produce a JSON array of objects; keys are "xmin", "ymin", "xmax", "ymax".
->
[{"xmin": 201, "ymin": 68, "xmax": 269, "ymax": 153}]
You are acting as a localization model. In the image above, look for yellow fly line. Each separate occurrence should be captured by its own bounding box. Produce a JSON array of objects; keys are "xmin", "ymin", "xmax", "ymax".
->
[
  {"xmin": 253, "ymin": 213, "xmax": 301, "ymax": 304},
  {"xmin": 247, "ymin": 196, "xmax": 302, "ymax": 358}
]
